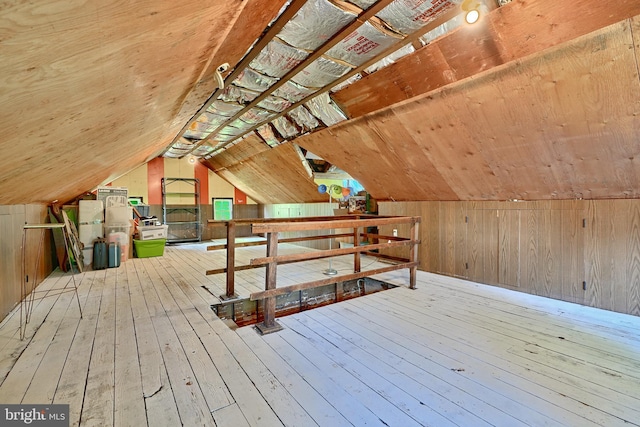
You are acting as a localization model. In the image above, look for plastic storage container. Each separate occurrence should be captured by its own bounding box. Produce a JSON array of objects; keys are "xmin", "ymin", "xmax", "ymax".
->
[
  {"xmin": 105, "ymin": 224, "xmax": 131, "ymax": 262},
  {"xmin": 134, "ymin": 239, "xmax": 166, "ymax": 258},
  {"xmin": 137, "ymin": 225, "xmax": 168, "ymax": 240}
]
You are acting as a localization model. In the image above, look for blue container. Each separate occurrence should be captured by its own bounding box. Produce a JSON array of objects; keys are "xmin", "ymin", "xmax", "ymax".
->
[
  {"xmin": 93, "ymin": 239, "xmax": 107, "ymax": 270},
  {"xmin": 108, "ymin": 242, "xmax": 121, "ymax": 268}
]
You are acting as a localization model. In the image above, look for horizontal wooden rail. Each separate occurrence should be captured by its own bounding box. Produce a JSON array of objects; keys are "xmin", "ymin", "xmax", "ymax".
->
[
  {"xmin": 207, "ymin": 214, "xmax": 387, "ymax": 227},
  {"xmin": 363, "ymin": 251, "xmax": 411, "ymax": 263},
  {"xmin": 250, "ymin": 239, "xmax": 418, "ymax": 267},
  {"xmin": 250, "ymin": 262, "xmax": 419, "ymax": 301},
  {"xmin": 206, "ymin": 258, "xmax": 301, "ymax": 275},
  {"xmin": 206, "ymin": 233, "xmax": 354, "ymax": 251},
  {"xmin": 205, "ymin": 214, "xmax": 420, "ymax": 332},
  {"xmin": 252, "ymin": 216, "xmax": 419, "ymax": 233}
]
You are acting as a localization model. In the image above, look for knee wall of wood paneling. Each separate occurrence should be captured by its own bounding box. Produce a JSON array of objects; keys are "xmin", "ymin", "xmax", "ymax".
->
[
  {"xmin": 379, "ymin": 200, "xmax": 640, "ymax": 316},
  {"xmin": 0, "ymin": 204, "xmax": 53, "ymax": 322}
]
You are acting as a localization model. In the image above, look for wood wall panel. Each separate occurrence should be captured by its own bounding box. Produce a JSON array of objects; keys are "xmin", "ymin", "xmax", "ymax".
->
[
  {"xmin": 422, "ymin": 202, "xmax": 440, "ymax": 274},
  {"xmin": 498, "ymin": 210, "xmax": 521, "ymax": 287},
  {"xmin": 380, "ymin": 199, "xmax": 640, "ymax": 316},
  {"xmin": 611, "ymin": 201, "xmax": 629, "ymax": 314},
  {"xmin": 482, "ymin": 209, "xmax": 499, "ymax": 286},
  {"xmin": 454, "ymin": 203, "xmax": 468, "ymax": 279},
  {"xmin": 0, "ymin": 204, "xmax": 51, "ymax": 322},
  {"xmin": 521, "ymin": 209, "xmax": 539, "ymax": 293},
  {"xmin": 0, "ymin": 206, "xmax": 23, "ymax": 319},
  {"xmin": 627, "ymin": 201, "xmax": 640, "ymax": 315},
  {"xmin": 560, "ymin": 203, "xmax": 584, "ymax": 304},
  {"xmin": 466, "ymin": 206, "xmax": 484, "ymax": 283},
  {"xmin": 263, "ymin": 203, "xmax": 336, "ymax": 250},
  {"xmin": 584, "ymin": 201, "xmax": 606, "ymax": 310}
]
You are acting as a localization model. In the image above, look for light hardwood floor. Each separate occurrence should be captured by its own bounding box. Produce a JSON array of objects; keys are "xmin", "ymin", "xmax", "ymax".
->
[{"xmin": 0, "ymin": 241, "xmax": 638, "ymax": 426}]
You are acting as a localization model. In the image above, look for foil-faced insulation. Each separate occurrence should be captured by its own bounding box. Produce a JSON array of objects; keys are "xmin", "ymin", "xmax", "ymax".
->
[
  {"xmin": 291, "ymin": 56, "xmax": 352, "ymax": 88},
  {"xmin": 305, "ymin": 93, "xmax": 347, "ymax": 126},
  {"xmin": 218, "ymin": 85, "xmax": 260, "ymax": 104},
  {"xmin": 419, "ymin": 12, "xmax": 463, "ymax": 44},
  {"xmin": 375, "ymin": 0, "xmax": 461, "ymax": 35},
  {"xmin": 258, "ymin": 95, "xmax": 292, "ymax": 112},
  {"xmin": 164, "ymin": 151, "xmax": 182, "ymax": 158},
  {"xmin": 239, "ymin": 108, "xmax": 276, "ymax": 126},
  {"xmin": 256, "ymin": 124, "xmax": 282, "ymax": 147},
  {"xmin": 228, "ymin": 118, "xmax": 257, "ymax": 133},
  {"xmin": 233, "ymin": 67, "xmax": 279, "ymax": 93},
  {"xmin": 172, "ymin": 138, "xmax": 196, "ymax": 150},
  {"xmin": 278, "ymin": 0, "xmax": 358, "ymax": 51},
  {"xmin": 172, "ymin": 0, "xmax": 467, "ymax": 159},
  {"xmin": 184, "ymin": 112, "xmax": 230, "ymax": 140},
  {"xmin": 331, "ymin": 73, "xmax": 362, "ymax": 92},
  {"xmin": 345, "ymin": 0, "xmax": 375, "ymax": 8},
  {"xmin": 207, "ymin": 100, "xmax": 244, "ymax": 117},
  {"xmin": 272, "ymin": 116, "xmax": 299, "ymax": 138},
  {"xmin": 365, "ymin": 43, "xmax": 415, "ymax": 74},
  {"xmin": 250, "ymin": 38, "xmax": 309, "ymax": 78},
  {"xmin": 288, "ymin": 106, "xmax": 320, "ymax": 131},
  {"xmin": 165, "ymin": 138, "xmax": 194, "ymax": 157},
  {"xmin": 273, "ymin": 81, "xmax": 318, "ymax": 103},
  {"xmin": 325, "ymin": 19, "xmax": 403, "ymax": 66},
  {"xmin": 192, "ymin": 145, "xmax": 215, "ymax": 157}
]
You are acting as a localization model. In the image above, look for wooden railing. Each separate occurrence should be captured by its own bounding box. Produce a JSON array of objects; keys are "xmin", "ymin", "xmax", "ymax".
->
[{"xmin": 207, "ymin": 215, "xmax": 420, "ymax": 334}]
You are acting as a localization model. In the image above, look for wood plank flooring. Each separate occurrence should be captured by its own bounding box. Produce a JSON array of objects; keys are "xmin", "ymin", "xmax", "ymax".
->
[{"xmin": 0, "ymin": 240, "xmax": 638, "ymax": 426}]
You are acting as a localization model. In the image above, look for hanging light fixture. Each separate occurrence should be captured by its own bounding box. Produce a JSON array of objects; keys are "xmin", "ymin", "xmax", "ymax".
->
[{"xmin": 461, "ymin": 0, "xmax": 481, "ymax": 24}]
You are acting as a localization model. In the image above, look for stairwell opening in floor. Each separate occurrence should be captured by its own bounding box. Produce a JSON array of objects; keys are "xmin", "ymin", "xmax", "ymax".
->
[{"xmin": 211, "ymin": 277, "xmax": 397, "ymax": 328}]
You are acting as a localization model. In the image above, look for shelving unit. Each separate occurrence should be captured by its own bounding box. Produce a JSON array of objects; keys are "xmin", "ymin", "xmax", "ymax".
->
[{"xmin": 162, "ymin": 177, "xmax": 202, "ymax": 243}]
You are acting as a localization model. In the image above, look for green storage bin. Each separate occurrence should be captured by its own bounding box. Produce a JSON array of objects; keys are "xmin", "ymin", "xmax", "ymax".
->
[{"xmin": 134, "ymin": 238, "xmax": 166, "ymax": 258}]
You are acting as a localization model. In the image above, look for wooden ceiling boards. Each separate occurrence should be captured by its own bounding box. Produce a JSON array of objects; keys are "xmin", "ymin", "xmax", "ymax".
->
[
  {"xmin": 0, "ymin": 0, "xmax": 280, "ymax": 204},
  {"xmin": 298, "ymin": 17, "xmax": 640, "ymax": 201},
  {"xmin": 2, "ymin": 0, "xmax": 640, "ymax": 206}
]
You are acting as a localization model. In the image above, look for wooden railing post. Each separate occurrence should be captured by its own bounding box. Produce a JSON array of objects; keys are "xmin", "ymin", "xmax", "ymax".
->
[
  {"xmin": 410, "ymin": 218, "xmax": 419, "ymax": 290},
  {"xmin": 220, "ymin": 221, "xmax": 238, "ymax": 300},
  {"xmin": 353, "ymin": 226, "xmax": 361, "ymax": 273},
  {"xmin": 255, "ymin": 231, "xmax": 283, "ymax": 334}
]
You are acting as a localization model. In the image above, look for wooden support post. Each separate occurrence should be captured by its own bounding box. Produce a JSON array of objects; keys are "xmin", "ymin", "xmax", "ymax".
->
[
  {"xmin": 409, "ymin": 218, "xmax": 419, "ymax": 290},
  {"xmin": 255, "ymin": 231, "xmax": 283, "ymax": 334},
  {"xmin": 353, "ymin": 226, "xmax": 361, "ymax": 273},
  {"xmin": 220, "ymin": 221, "xmax": 238, "ymax": 300}
]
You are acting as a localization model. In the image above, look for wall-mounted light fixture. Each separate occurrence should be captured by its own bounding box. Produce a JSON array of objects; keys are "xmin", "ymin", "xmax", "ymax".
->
[{"xmin": 461, "ymin": 0, "xmax": 481, "ymax": 24}]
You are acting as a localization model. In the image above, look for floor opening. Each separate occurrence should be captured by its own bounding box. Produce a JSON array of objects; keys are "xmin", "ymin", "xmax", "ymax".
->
[{"xmin": 211, "ymin": 277, "xmax": 397, "ymax": 328}]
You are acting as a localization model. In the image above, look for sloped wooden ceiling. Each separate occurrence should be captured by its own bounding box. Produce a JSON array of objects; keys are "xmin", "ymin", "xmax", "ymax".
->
[
  {"xmin": 0, "ymin": 0, "xmax": 286, "ymax": 205},
  {"xmin": 221, "ymin": 0, "xmax": 640, "ymax": 203},
  {"xmin": 298, "ymin": 16, "xmax": 640, "ymax": 201},
  {"xmin": 202, "ymin": 136, "xmax": 325, "ymax": 204},
  {"xmin": 3, "ymin": 0, "xmax": 640, "ymax": 205}
]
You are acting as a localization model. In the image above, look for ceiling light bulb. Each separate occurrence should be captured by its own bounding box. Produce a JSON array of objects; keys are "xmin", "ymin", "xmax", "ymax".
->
[
  {"xmin": 465, "ymin": 9, "xmax": 480, "ymax": 24},
  {"xmin": 188, "ymin": 157, "xmax": 195, "ymax": 164}
]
